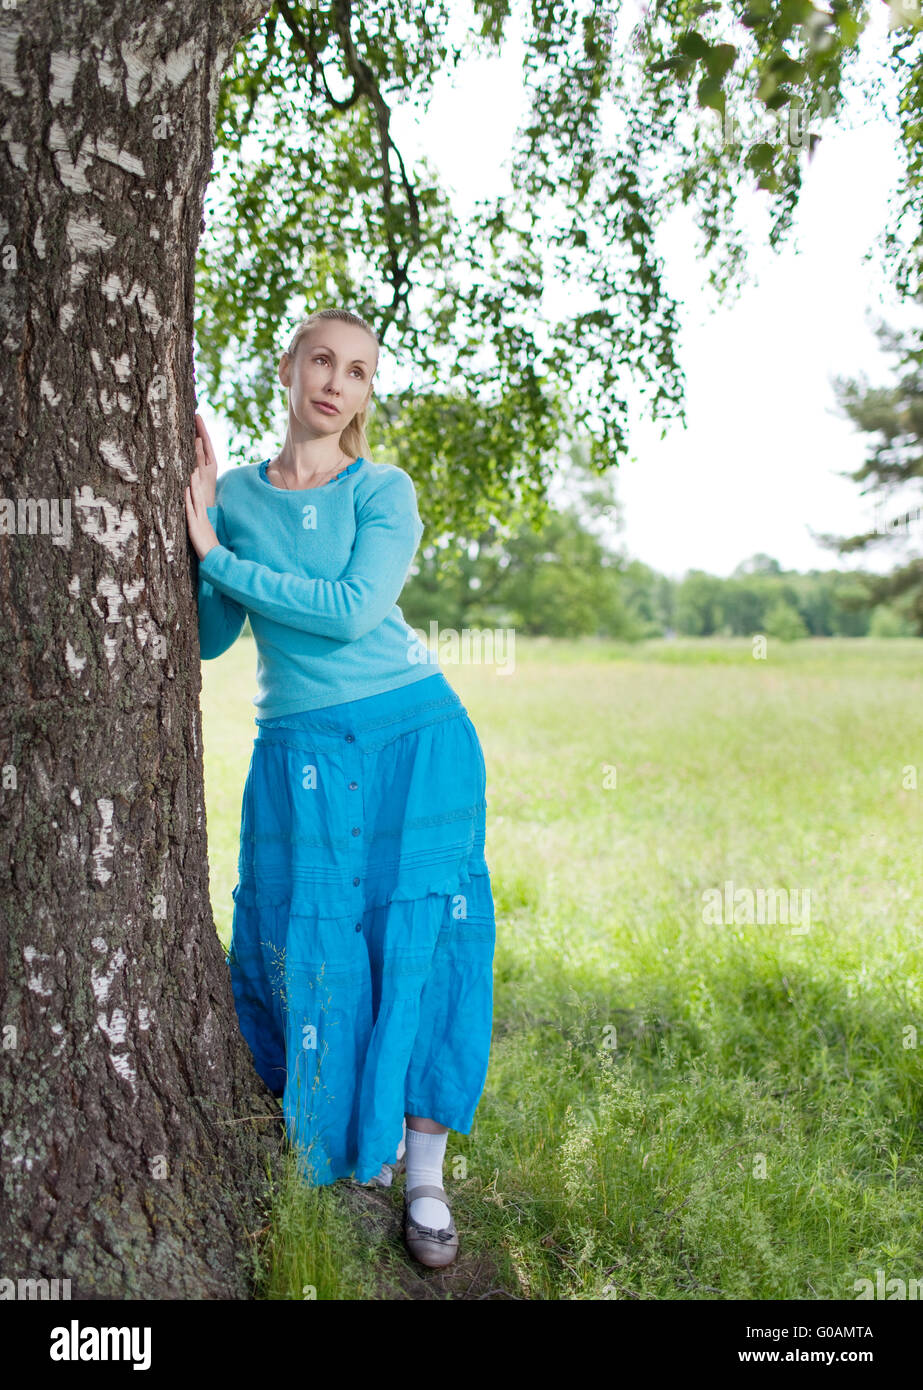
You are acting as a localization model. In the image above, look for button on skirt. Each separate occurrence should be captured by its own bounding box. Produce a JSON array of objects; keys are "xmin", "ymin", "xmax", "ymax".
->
[{"xmin": 226, "ymin": 670, "xmax": 497, "ymax": 1185}]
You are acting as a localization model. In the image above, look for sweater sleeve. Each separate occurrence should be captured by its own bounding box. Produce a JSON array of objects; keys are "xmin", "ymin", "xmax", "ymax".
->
[
  {"xmin": 197, "ymin": 502, "xmax": 247, "ymax": 659},
  {"xmin": 196, "ymin": 469, "xmax": 424, "ymax": 643}
]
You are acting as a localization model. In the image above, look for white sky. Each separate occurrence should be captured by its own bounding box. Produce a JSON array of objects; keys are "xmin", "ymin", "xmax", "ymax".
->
[{"xmin": 197, "ymin": 2, "xmax": 921, "ymax": 579}]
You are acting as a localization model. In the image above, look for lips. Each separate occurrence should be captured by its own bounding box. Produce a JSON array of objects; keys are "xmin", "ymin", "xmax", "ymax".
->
[{"xmin": 313, "ymin": 401, "xmax": 339, "ymax": 415}]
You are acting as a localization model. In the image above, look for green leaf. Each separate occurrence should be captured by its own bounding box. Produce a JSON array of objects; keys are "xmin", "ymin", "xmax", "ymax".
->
[
  {"xmin": 677, "ymin": 30, "xmax": 711, "ymax": 59},
  {"xmin": 763, "ymin": 89, "xmax": 792, "ymax": 111},
  {"xmin": 767, "ymin": 54, "xmax": 805, "ymax": 84},
  {"xmin": 740, "ymin": 0, "xmax": 774, "ymax": 24},
  {"xmin": 747, "ymin": 141, "xmax": 776, "ymax": 173},
  {"xmin": 702, "ymin": 42, "xmax": 737, "ymax": 80},
  {"xmin": 697, "ymin": 74, "xmax": 726, "ymax": 114}
]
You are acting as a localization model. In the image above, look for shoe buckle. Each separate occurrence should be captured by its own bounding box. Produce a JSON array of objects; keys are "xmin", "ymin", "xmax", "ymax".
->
[{"xmin": 410, "ymin": 1222, "xmax": 454, "ymax": 1242}]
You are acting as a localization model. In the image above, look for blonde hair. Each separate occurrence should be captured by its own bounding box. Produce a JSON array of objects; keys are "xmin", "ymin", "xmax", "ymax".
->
[{"xmin": 283, "ymin": 308, "xmax": 380, "ymax": 463}]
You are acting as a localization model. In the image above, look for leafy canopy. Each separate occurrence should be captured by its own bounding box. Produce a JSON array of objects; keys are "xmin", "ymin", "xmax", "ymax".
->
[{"xmin": 196, "ymin": 0, "xmax": 910, "ymax": 543}]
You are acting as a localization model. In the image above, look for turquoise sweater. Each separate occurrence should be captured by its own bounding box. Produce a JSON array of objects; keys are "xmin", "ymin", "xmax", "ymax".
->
[{"xmin": 197, "ymin": 456, "xmax": 441, "ymax": 717}]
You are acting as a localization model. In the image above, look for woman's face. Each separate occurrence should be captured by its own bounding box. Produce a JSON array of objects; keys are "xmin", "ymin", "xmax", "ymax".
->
[{"xmin": 281, "ymin": 323, "xmax": 378, "ymax": 437}]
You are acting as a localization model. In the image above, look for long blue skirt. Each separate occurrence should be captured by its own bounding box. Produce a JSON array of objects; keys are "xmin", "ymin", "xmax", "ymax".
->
[{"xmin": 226, "ymin": 670, "xmax": 496, "ymax": 1186}]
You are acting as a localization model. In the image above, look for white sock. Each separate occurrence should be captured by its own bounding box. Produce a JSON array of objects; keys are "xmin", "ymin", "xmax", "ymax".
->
[{"xmin": 404, "ymin": 1126, "xmax": 450, "ymax": 1230}]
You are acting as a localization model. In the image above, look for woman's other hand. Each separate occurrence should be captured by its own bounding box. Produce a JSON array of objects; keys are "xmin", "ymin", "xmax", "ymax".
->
[
  {"xmin": 185, "ymin": 424, "xmax": 220, "ymax": 561},
  {"xmin": 193, "ymin": 412, "xmax": 218, "ymax": 507}
]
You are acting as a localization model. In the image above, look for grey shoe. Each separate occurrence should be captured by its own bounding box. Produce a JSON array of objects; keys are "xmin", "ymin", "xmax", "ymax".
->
[{"xmin": 403, "ymin": 1183, "xmax": 459, "ymax": 1268}]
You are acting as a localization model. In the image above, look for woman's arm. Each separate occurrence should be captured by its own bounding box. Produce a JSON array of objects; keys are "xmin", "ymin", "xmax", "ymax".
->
[
  {"xmin": 185, "ymin": 415, "xmax": 247, "ymax": 659},
  {"xmin": 198, "ymin": 501, "xmax": 247, "ymax": 658},
  {"xmin": 195, "ymin": 470, "xmax": 424, "ymax": 643}
]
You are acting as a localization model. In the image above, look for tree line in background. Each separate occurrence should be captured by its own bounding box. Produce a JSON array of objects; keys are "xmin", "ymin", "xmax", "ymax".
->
[
  {"xmin": 399, "ymin": 524, "xmax": 918, "ymax": 642},
  {"xmin": 382, "ymin": 435, "xmax": 917, "ymax": 642}
]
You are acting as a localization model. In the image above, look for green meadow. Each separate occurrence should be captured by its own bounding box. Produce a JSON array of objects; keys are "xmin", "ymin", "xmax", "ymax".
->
[{"xmin": 201, "ymin": 636, "xmax": 923, "ymax": 1300}]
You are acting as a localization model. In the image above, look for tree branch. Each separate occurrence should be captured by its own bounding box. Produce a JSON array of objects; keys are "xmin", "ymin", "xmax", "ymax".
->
[
  {"xmin": 331, "ymin": 0, "xmax": 421, "ymax": 333},
  {"xmin": 275, "ymin": 0, "xmax": 361, "ymax": 108}
]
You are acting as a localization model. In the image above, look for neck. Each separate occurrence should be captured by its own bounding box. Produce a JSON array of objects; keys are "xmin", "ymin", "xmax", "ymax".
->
[{"xmin": 275, "ymin": 434, "xmax": 352, "ymax": 486}]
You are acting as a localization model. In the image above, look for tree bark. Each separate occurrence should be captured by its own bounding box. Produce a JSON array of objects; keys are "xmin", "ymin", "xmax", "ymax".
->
[{"xmin": 0, "ymin": 0, "xmax": 281, "ymax": 1299}]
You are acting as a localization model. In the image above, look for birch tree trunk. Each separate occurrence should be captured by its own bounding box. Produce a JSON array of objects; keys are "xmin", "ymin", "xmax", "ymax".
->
[{"xmin": 0, "ymin": 0, "xmax": 282, "ymax": 1299}]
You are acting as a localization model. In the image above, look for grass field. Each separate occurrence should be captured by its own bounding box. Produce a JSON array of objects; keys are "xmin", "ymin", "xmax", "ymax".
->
[{"xmin": 201, "ymin": 635, "xmax": 923, "ymax": 1300}]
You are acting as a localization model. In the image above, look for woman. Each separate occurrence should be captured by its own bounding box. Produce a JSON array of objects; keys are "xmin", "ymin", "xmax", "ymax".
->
[{"xmin": 184, "ymin": 307, "xmax": 496, "ymax": 1270}]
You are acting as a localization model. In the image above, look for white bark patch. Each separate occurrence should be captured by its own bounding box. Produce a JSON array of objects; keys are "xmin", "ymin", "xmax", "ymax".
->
[
  {"xmin": 49, "ymin": 50, "xmax": 82, "ymax": 105},
  {"xmin": 121, "ymin": 35, "xmax": 197, "ymax": 107},
  {"xmin": 65, "ymin": 641, "xmax": 86, "ymax": 676},
  {"xmin": 92, "ymin": 948, "xmax": 127, "ymax": 1005},
  {"xmin": 99, "ymin": 273, "xmax": 162, "ymax": 332},
  {"xmin": 93, "ymin": 575, "xmax": 124, "ymax": 623},
  {"xmin": 206, "ymin": 42, "xmax": 233, "ymax": 127},
  {"xmin": 161, "ymin": 41, "xmax": 198, "ymax": 87},
  {"xmin": 109, "ymin": 1051, "xmax": 137, "ymax": 1094},
  {"xmin": 68, "ymin": 574, "xmax": 80, "ymax": 595},
  {"xmin": 147, "ymin": 375, "xmax": 168, "ymax": 428},
  {"xmin": 91, "ymin": 574, "xmax": 157, "ymax": 658},
  {"xmin": 93, "ymin": 138, "xmax": 145, "ymax": 178},
  {"xmin": 66, "ymin": 215, "xmax": 117, "ymax": 257},
  {"xmin": 97, "ymin": 389, "xmax": 133, "ymax": 414},
  {"xmin": 32, "ymin": 758, "xmax": 51, "ymax": 802},
  {"xmin": 2, "ymin": 135, "xmax": 28, "ymax": 172},
  {"xmin": 75, "ymin": 486, "xmax": 138, "ymax": 560},
  {"xmin": 112, "ymin": 354, "xmax": 131, "ymax": 382},
  {"xmin": 59, "ymin": 303, "xmax": 75, "ymax": 332},
  {"xmin": 137, "ymin": 1005, "xmax": 152, "ymax": 1031},
  {"xmin": 69, "ymin": 786, "xmax": 81, "ymax": 807},
  {"xmin": 200, "ymin": 1008, "xmax": 221, "ymax": 1067},
  {"xmin": 98, "ymin": 438, "xmax": 137, "ymax": 481},
  {"xmin": 50, "ymin": 125, "xmax": 147, "ymax": 193},
  {"xmin": 154, "ymin": 510, "xmax": 175, "ymax": 564},
  {"xmin": 0, "ymin": 28, "xmax": 24, "ymax": 97},
  {"xmin": 96, "ymin": 1007, "xmax": 128, "ymax": 1045},
  {"xmin": 91, "ymin": 938, "xmax": 107, "ymax": 953},
  {"xmin": 92, "ymin": 798, "xmax": 115, "ymax": 884},
  {"xmin": 48, "ymin": 123, "xmax": 91, "ymax": 194},
  {"xmin": 23, "ymin": 946, "xmax": 53, "ymax": 997},
  {"xmin": 97, "ymin": 56, "xmax": 119, "ymax": 93},
  {"xmin": 33, "ymin": 219, "xmax": 46, "ymax": 258},
  {"xmin": 40, "ymin": 377, "xmax": 62, "ymax": 407}
]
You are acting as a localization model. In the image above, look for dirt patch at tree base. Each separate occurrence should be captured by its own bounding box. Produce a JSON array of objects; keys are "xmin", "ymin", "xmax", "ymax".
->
[{"xmin": 336, "ymin": 1178, "xmax": 521, "ymax": 1301}]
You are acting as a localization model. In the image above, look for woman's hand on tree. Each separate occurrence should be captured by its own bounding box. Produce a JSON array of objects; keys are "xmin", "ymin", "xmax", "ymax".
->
[
  {"xmin": 185, "ymin": 456, "xmax": 219, "ymax": 562},
  {"xmin": 193, "ymin": 412, "xmax": 218, "ymax": 507}
]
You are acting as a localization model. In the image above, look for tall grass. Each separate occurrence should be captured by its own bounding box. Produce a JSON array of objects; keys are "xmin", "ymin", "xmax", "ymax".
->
[{"xmin": 203, "ymin": 636, "xmax": 923, "ymax": 1299}]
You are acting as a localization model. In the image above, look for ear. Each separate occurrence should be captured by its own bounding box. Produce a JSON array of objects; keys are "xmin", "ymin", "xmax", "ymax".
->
[{"xmin": 278, "ymin": 351, "xmax": 291, "ymax": 387}]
